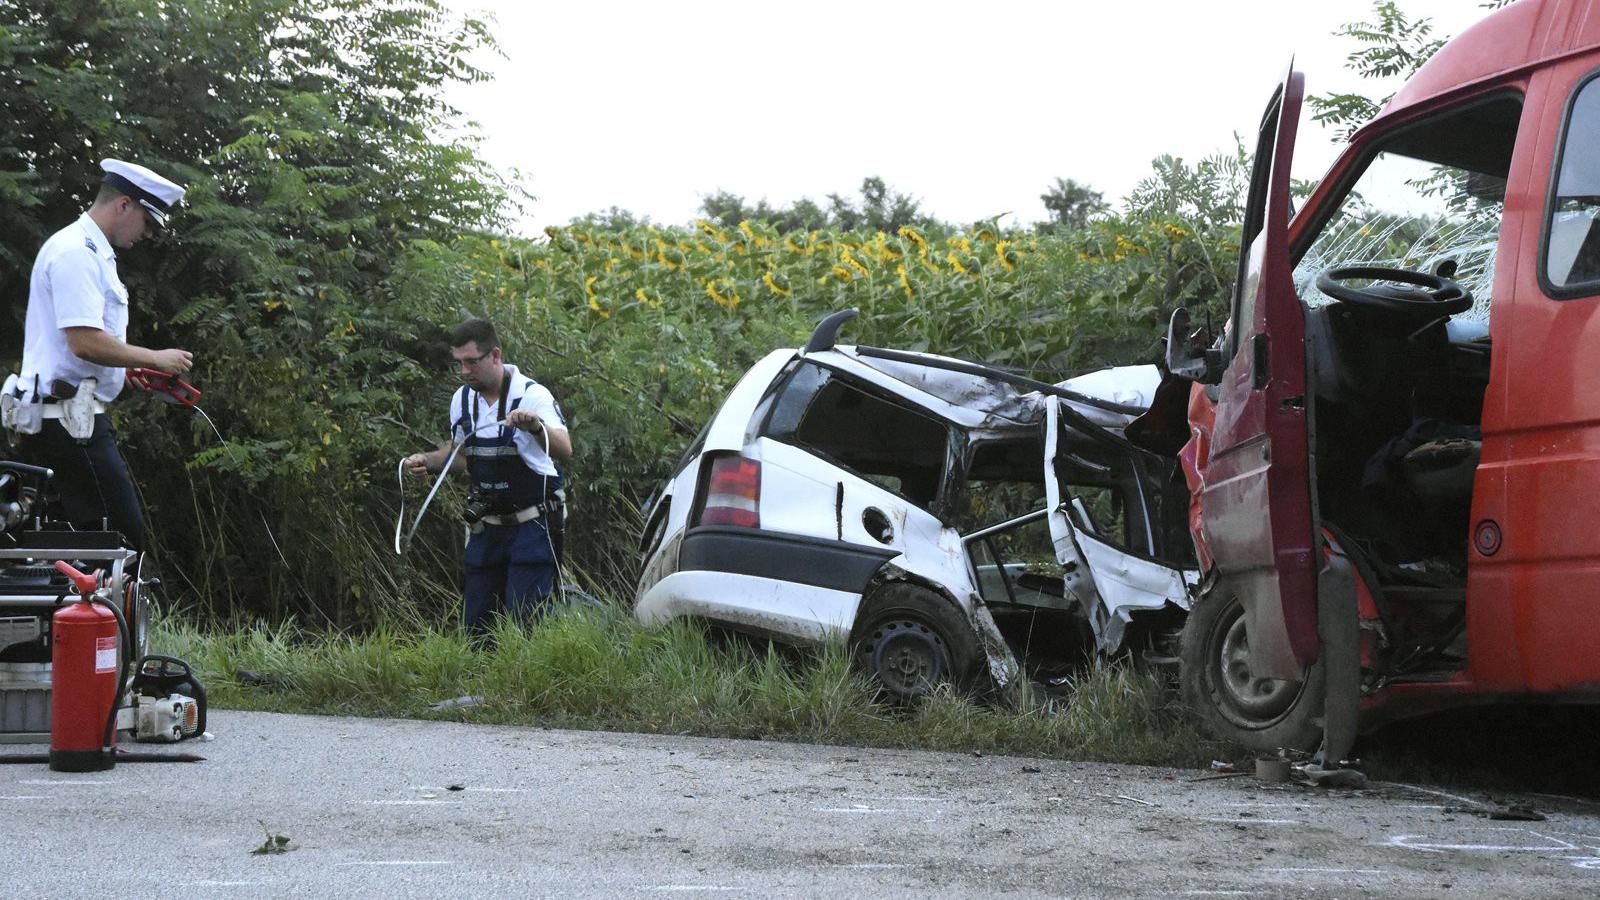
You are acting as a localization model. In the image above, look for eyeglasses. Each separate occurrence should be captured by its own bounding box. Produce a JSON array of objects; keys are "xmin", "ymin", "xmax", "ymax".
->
[{"xmin": 450, "ymin": 350, "xmax": 492, "ymax": 373}]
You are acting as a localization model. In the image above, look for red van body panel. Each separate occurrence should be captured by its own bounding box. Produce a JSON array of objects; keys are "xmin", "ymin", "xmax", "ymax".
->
[{"xmin": 1191, "ymin": 0, "xmax": 1600, "ymax": 726}]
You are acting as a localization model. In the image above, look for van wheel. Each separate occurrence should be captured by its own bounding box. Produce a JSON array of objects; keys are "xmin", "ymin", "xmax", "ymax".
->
[
  {"xmin": 852, "ymin": 584, "xmax": 982, "ymax": 703},
  {"xmin": 1179, "ymin": 590, "xmax": 1323, "ymax": 752}
]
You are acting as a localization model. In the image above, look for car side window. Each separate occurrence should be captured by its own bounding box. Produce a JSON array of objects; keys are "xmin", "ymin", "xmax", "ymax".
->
[
  {"xmin": 1546, "ymin": 71, "xmax": 1600, "ymax": 296},
  {"xmin": 764, "ymin": 362, "xmax": 949, "ymax": 507}
]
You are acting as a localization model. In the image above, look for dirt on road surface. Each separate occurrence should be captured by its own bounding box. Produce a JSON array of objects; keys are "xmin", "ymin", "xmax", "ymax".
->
[{"xmin": 3, "ymin": 710, "xmax": 1598, "ymax": 897}]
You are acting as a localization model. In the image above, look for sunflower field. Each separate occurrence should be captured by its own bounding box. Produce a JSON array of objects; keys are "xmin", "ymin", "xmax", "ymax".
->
[{"xmin": 384, "ymin": 208, "xmax": 1240, "ymax": 609}]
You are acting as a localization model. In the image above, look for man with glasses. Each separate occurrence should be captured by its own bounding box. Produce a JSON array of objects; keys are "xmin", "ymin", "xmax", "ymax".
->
[
  {"xmin": 404, "ymin": 318, "xmax": 572, "ymax": 637},
  {"xmin": 4, "ymin": 159, "xmax": 193, "ymax": 551}
]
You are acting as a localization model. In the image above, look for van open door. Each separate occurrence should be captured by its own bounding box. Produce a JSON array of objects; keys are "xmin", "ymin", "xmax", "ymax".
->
[{"xmin": 1196, "ymin": 65, "xmax": 1317, "ymax": 680}]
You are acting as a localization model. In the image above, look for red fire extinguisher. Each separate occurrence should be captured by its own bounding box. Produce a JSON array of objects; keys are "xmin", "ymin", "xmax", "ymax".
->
[{"xmin": 49, "ymin": 561, "xmax": 129, "ymax": 772}]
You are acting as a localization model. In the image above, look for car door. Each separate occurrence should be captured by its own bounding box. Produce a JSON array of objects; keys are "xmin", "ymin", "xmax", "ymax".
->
[
  {"xmin": 1200, "ymin": 65, "xmax": 1318, "ymax": 679},
  {"xmin": 1042, "ymin": 397, "xmax": 1193, "ymax": 652}
]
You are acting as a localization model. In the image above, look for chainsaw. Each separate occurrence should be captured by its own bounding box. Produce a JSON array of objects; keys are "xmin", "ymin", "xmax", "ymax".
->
[{"xmin": 125, "ymin": 368, "xmax": 202, "ymax": 408}]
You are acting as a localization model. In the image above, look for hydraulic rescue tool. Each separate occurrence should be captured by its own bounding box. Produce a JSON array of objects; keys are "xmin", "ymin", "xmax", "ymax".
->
[{"xmin": 0, "ymin": 456, "xmax": 207, "ymax": 765}]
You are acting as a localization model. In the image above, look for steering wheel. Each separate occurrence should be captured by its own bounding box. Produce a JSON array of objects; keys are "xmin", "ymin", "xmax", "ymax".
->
[{"xmin": 1315, "ymin": 265, "xmax": 1473, "ymax": 317}]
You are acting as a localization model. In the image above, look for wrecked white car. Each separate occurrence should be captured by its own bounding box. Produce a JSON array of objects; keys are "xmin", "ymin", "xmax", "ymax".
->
[{"xmin": 634, "ymin": 309, "xmax": 1198, "ymax": 698}]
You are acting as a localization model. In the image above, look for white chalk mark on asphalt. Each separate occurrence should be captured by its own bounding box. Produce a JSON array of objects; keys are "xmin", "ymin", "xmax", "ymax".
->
[
  {"xmin": 336, "ymin": 861, "xmax": 453, "ymax": 867},
  {"xmin": 410, "ymin": 785, "xmax": 527, "ymax": 793},
  {"xmin": 1222, "ymin": 801, "xmax": 1300, "ymax": 808},
  {"xmin": 1198, "ymin": 818, "xmax": 1299, "ymax": 826},
  {"xmin": 1392, "ymin": 782, "xmax": 1484, "ymax": 809},
  {"xmin": 1267, "ymin": 868, "xmax": 1388, "ymax": 875},
  {"xmin": 367, "ymin": 799, "xmax": 464, "ymax": 806},
  {"xmin": 1387, "ymin": 828, "xmax": 1577, "ymax": 854},
  {"xmin": 0, "ymin": 795, "xmax": 46, "ymax": 800},
  {"xmin": 813, "ymin": 806, "xmax": 898, "ymax": 813}
]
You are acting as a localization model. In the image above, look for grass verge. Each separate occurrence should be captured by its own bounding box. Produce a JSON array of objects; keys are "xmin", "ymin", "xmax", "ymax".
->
[{"xmin": 155, "ymin": 603, "xmax": 1221, "ymax": 768}]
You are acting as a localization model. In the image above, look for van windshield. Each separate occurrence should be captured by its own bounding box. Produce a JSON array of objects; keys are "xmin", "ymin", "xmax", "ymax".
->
[{"xmin": 1295, "ymin": 95, "xmax": 1522, "ymax": 326}]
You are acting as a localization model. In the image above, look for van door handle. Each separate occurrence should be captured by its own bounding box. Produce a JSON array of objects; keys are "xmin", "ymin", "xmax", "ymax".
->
[{"xmin": 1251, "ymin": 334, "xmax": 1270, "ymax": 390}]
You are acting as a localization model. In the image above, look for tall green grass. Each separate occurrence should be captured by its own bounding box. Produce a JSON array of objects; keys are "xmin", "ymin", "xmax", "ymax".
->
[{"xmin": 155, "ymin": 603, "xmax": 1219, "ymax": 767}]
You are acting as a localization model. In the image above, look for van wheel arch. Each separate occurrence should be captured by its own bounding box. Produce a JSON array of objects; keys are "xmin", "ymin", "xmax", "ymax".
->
[{"xmin": 1178, "ymin": 586, "xmax": 1325, "ymax": 752}]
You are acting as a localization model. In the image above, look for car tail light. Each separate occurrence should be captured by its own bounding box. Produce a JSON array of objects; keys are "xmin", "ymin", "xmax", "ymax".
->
[{"xmin": 700, "ymin": 454, "xmax": 760, "ymax": 528}]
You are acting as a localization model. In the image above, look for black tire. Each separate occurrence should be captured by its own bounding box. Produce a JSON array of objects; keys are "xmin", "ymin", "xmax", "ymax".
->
[
  {"xmin": 1179, "ymin": 590, "xmax": 1324, "ymax": 752},
  {"xmin": 851, "ymin": 583, "xmax": 983, "ymax": 703}
]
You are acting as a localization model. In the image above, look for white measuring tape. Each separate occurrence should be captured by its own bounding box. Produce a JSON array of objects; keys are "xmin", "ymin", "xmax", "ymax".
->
[{"xmin": 392, "ymin": 418, "xmax": 512, "ymax": 555}]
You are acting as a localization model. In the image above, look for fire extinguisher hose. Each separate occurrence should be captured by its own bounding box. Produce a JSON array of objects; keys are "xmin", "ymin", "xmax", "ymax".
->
[{"xmin": 88, "ymin": 592, "xmax": 133, "ymax": 754}]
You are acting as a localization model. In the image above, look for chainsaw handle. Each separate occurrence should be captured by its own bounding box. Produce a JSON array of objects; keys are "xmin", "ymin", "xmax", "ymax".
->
[
  {"xmin": 126, "ymin": 367, "xmax": 201, "ymax": 408},
  {"xmin": 53, "ymin": 560, "xmax": 102, "ymax": 596}
]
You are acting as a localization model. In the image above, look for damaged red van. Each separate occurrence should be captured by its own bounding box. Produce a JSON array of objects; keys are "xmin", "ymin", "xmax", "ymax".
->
[{"xmin": 1159, "ymin": 0, "xmax": 1600, "ymax": 764}]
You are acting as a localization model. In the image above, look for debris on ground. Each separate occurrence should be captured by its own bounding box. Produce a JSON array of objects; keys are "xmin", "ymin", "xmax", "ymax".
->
[
  {"xmin": 1210, "ymin": 760, "xmax": 1236, "ymax": 774},
  {"xmin": 1302, "ymin": 765, "xmax": 1370, "ymax": 789},
  {"xmin": 1256, "ymin": 757, "xmax": 1291, "ymax": 783},
  {"xmin": 251, "ymin": 822, "xmax": 293, "ymax": 856},
  {"xmin": 1442, "ymin": 803, "xmax": 1547, "ymax": 822},
  {"xmin": 429, "ymin": 695, "xmax": 485, "ymax": 712}
]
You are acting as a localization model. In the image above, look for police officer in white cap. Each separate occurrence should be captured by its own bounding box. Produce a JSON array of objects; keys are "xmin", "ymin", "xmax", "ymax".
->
[{"xmin": 2, "ymin": 159, "xmax": 194, "ymax": 550}]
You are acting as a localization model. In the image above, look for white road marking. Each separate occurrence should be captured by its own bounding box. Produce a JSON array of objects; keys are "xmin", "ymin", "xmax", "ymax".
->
[
  {"xmin": 1184, "ymin": 891, "xmax": 1250, "ymax": 896},
  {"xmin": 0, "ymin": 795, "xmax": 46, "ymax": 800},
  {"xmin": 181, "ymin": 881, "xmax": 265, "ymax": 887},
  {"xmin": 813, "ymin": 806, "xmax": 898, "ymax": 813},
  {"xmin": 18, "ymin": 779, "xmax": 109, "ymax": 786},
  {"xmin": 641, "ymin": 887, "xmax": 740, "ymax": 893},
  {"xmin": 858, "ymin": 795, "xmax": 946, "ymax": 802},
  {"xmin": 838, "ymin": 863, "xmax": 907, "ymax": 869}
]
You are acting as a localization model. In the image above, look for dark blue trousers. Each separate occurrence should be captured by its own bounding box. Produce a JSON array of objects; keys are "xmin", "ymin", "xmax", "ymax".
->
[
  {"xmin": 462, "ymin": 517, "xmax": 557, "ymax": 636},
  {"xmin": 18, "ymin": 414, "xmax": 145, "ymax": 550}
]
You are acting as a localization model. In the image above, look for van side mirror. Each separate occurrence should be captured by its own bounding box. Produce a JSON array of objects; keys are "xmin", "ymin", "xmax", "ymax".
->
[{"xmin": 1165, "ymin": 308, "xmax": 1223, "ymax": 385}]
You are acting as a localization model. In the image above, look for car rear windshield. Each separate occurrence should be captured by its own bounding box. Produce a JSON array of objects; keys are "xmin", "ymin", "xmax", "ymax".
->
[{"xmin": 765, "ymin": 362, "xmax": 950, "ymax": 508}]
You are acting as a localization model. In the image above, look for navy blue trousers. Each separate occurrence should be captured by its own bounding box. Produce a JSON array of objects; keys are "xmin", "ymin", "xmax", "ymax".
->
[
  {"xmin": 462, "ymin": 517, "xmax": 557, "ymax": 635},
  {"xmin": 18, "ymin": 415, "xmax": 145, "ymax": 551}
]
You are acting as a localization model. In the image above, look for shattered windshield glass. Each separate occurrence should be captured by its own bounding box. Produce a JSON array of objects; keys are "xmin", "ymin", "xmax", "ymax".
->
[{"xmin": 1294, "ymin": 95, "xmax": 1521, "ymax": 326}]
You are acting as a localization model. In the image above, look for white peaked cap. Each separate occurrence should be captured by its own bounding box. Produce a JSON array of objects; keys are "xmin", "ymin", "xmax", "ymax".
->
[{"xmin": 100, "ymin": 159, "xmax": 186, "ymax": 228}]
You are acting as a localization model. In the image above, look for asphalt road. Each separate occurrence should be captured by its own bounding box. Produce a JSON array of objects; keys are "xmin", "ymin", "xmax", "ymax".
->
[{"xmin": 3, "ymin": 710, "xmax": 1599, "ymax": 898}]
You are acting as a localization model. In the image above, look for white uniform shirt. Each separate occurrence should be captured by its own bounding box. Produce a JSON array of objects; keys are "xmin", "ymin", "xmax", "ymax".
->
[
  {"xmin": 19, "ymin": 214, "xmax": 130, "ymax": 402},
  {"xmin": 448, "ymin": 364, "xmax": 567, "ymax": 477}
]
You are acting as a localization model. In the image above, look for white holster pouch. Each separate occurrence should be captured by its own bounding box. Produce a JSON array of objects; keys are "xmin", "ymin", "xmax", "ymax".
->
[
  {"xmin": 52, "ymin": 378, "xmax": 103, "ymax": 441},
  {"xmin": 0, "ymin": 373, "xmax": 41, "ymax": 440}
]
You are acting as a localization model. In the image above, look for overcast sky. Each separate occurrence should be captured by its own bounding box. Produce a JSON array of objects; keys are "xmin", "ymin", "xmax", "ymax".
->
[{"xmin": 441, "ymin": 0, "xmax": 1493, "ymax": 233}]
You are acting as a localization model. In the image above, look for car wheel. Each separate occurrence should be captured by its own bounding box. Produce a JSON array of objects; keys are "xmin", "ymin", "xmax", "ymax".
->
[
  {"xmin": 852, "ymin": 584, "xmax": 983, "ymax": 703},
  {"xmin": 1178, "ymin": 590, "xmax": 1324, "ymax": 752}
]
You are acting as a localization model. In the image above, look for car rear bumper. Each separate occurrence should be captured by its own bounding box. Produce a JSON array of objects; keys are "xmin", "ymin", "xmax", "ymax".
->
[{"xmin": 635, "ymin": 570, "xmax": 863, "ymax": 644}]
